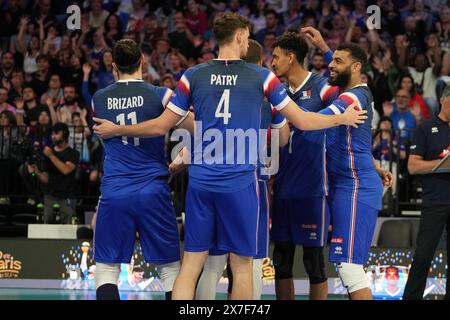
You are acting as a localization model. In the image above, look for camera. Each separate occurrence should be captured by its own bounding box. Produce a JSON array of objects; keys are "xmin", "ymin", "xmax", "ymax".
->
[{"xmin": 13, "ymin": 137, "xmax": 45, "ymax": 170}]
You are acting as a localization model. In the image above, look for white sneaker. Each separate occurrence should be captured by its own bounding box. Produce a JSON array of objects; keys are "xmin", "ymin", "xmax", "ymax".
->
[
  {"xmin": 0, "ymin": 197, "xmax": 10, "ymax": 205},
  {"xmin": 27, "ymin": 198, "xmax": 36, "ymax": 206}
]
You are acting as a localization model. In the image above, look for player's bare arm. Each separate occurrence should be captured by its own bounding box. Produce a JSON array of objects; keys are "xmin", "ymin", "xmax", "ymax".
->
[
  {"xmin": 280, "ymin": 100, "xmax": 367, "ymax": 130},
  {"xmin": 277, "ymin": 122, "xmax": 291, "ymax": 147},
  {"xmin": 373, "ymin": 157, "xmax": 394, "ymax": 187},
  {"xmin": 93, "ymin": 108, "xmax": 194, "ymax": 139}
]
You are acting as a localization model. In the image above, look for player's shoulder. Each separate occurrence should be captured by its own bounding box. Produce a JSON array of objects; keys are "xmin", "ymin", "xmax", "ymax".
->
[
  {"xmin": 241, "ymin": 63, "xmax": 272, "ymax": 77},
  {"xmin": 92, "ymin": 82, "xmax": 116, "ymax": 100},
  {"xmin": 183, "ymin": 62, "xmax": 210, "ymax": 77}
]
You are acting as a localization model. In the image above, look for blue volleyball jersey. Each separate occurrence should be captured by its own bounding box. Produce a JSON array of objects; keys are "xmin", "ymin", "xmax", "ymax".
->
[
  {"xmin": 167, "ymin": 60, "xmax": 290, "ymax": 193},
  {"xmin": 92, "ymin": 79, "xmax": 173, "ymax": 197},
  {"xmin": 320, "ymin": 84, "xmax": 383, "ymax": 210},
  {"xmin": 275, "ymin": 72, "xmax": 339, "ymax": 199}
]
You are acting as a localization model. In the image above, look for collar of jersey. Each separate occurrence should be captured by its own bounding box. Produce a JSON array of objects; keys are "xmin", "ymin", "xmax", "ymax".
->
[
  {"xmin": 349, "ymin": 83, "xmax": 368, "ymax": 89},
  {"xmin": 289, "ymin": 72, "xmax": 312, "ymax": 94},
  {"xmin": 116, "ymin": 79, "xmax": 144, "ymax": 83}
]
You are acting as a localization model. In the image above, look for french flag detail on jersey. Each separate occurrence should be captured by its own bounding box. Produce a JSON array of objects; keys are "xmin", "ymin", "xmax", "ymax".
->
[
  {"xmin": 319, "ymin": 84, "xmax": 338, "ymax": 103},
  {"xmin": 300, "ymin": 90, "xmax": 311, "ymax": 99},
  {"xmin": 161, "ymin": 88, "xmax": 173, "ymax": 108},
  {"xmin": 179, "ymin": 75, "xmax": 190, "ymax": 94},
  {"xmin": 167, "ymin": 73, "xmax": 192, "ymax": 117},
  {"xmin": 263, "ymin": 71, "xmax": 291, "ymax": 111}
]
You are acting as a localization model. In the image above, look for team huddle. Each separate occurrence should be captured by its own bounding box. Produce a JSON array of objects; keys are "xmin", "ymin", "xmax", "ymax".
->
[{"xmin": 91, "ymin": 12, "xmax": 393, "ymax": 301}]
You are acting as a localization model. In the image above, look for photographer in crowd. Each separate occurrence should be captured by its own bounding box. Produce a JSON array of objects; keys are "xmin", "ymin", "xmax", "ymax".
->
[{"xmin": 26, "ymin": 122, "xmax": 79, "ymax": 224}]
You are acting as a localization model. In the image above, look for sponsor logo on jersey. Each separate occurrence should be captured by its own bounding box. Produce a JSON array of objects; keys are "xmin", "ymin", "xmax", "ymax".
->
[
  {"xmin": 331, "ymin": 237, "xmax": 344, "ymax": 244},
  {"xmin": 431, "ymin": 127, "xmax": 438, "ymax": 133},
  {"xmin": 309, "ymin": 232, "xmax": 317, "ymax": 240},
  {"xmin": 301, "ymin": 224, "xmax": 317, "ymax": 229},
  {"xmin": 334, "ymin": 246, "xmax": 343, "ymax": 254}
]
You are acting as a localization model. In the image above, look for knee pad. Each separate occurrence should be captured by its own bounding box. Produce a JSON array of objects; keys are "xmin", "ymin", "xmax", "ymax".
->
[
  {"xmin": 273, "ymin": 241, "xmax": 295, "ymax": 280},
  {"xmin": 336, "ymin": 262, "xmax": 369, "ymax": 293},
  {"xmin": 302, "ymin": 247, "xmax": 327, "ymax": 284},
  {"xmin": 94, "ymin": 263, "xmax": 120, "ymax": 290},
  {"xmin": 158, "ymin": 261, "xmax": 180, "ymax": 292}
]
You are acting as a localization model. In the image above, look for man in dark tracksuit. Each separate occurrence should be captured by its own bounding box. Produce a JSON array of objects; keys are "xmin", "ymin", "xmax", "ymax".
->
[{"xmin": 403, "ymin": 86, "xmax": 450, "ymax": 300}]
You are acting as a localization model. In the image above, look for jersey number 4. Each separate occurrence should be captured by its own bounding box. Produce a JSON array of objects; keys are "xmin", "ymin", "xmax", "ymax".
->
[
  {"xmin": 116, "ymin": 112, "xmax": 140, "ymax": 146},
  {"xmin": 215, "ymin": 89, "xmax": 231, "ymax": 124}
]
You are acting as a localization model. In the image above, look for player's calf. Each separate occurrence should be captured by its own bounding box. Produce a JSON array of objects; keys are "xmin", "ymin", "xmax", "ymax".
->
[
  {"xmin": 303, "ymin": 246, "xmax": 328, "ymax": 300},
  {"xmin": 95, "ymin": 263, "xmax": 120, "ymax": 300}
]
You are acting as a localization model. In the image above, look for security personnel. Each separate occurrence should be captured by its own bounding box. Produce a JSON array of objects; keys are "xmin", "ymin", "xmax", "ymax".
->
[{"xmin": 403, "ymin": 85, "xmax": 450, "ymax": 300}]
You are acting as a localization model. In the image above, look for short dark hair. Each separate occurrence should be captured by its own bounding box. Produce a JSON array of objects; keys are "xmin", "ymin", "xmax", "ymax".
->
[
  {"xmin": 272, "ymin": 32, "xmax": 309, "ymax": 64},
  {"xmin": 336, "ymin": 42, "xmax": 367, "ymax": 66},
  {"xmin": 264, "ymin": 8, "xmax": 278, "ymax": 18},
  {"xmin": 52, "ymin": 122, "xmax": 70, "ymax": 141},
  {"xmin": 0, "ymin": 110, "xmax": 17, "ymax": 126},
  {"xmin": 113, "ymin": 39, "xmax": 142, "ymax": 75},
  {"xmin": 213, "ymin": 12, "xmax": 251, "ymax": 46},
  {"xmin": 244, "ymin": 39, "xmax": 262, "ymax": 64},
  {"xmin": 36, "ymin": 54, "xmax": 49, "ymax": 63},
  {"xmin": 72, "ymin": 112, "xmax": 81, "ymax": 119}
]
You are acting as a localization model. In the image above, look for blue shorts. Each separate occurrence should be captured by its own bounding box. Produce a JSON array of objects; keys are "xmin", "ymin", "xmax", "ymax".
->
[
  {"xmin": 328, "ymin": 198, "xmax": 378, "ymax": 265},
  {"xmin": 209, "ymin": 180, "xmax": 269, "ymax": 259},
  {"xmin": 271, "ymin": 196, "xmax": 330, "ymax": 247},
  {"xmin": 185, "ymin": 181, "xmax": 259, "ymax": 257},
  {"xmin": 94, "ymin": 180, "xmax": 180, "ymax": 264}
]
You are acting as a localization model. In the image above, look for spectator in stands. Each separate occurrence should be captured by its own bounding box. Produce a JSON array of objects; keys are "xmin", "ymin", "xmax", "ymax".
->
[
  {"xmin": 89, "ymin": 0, "xmax": 110, "ymax": 29},
  {"xmin": 26, "ymin": 122, "xmax": 79, "ymax": 224},
  {"xmin": 56, "ymin": 84, "xmax": 82, "ymax": 125},
  {"xmin": 154, "ymin": 1, "xmax": 177, "ymax": 33},
  {"xmin": 0, "ymin": 52, "xmax": 15, "ymax": 80},
  {"xmin": 283, "ymin": 0, "xmax": 302, "ymax": 31},
  {"xmin": 398, "ymin": 74, "xmax": 430, "ymax": 120},
  {"xmin": 0, "ymin": 110, "xmax": 20, "ymax": 205},
  {"xmin": 255, "ymin": 9, "xmax": 285, "ymax": 44},
  {"xmin": 0, "ymin": 88, "xmax": 16, "ymax": 115},
  {"xmin": 160, "ymin": 74, "xmax": 177, "ymax": 90},
  {"xmin": 15, "ymin": 85, "xmax": 52, "ymax": 126},
  {"xmin": 69, "ymin": 111, "xmax": 91, "ymax": 164},
  {"xmin": 372, "ymin": 116, "xmax": 406, "ymax": 197},
  {"xmin": 309, "ymin": 52, "xmax": 327, "ymax": 76},
  {"xmin": 16, "ymin": 16, "xmax": 44, "ymax": 76},
  {"xmin": 40, "ymin": 74, "xmax": 64, "ymax": 106},
  {"xmin": 140, "ymin": 13, "xmax": 165, "ymax": 55},
  {"xmin": 6, "ymin": 69, "xmax": 25, "ymax": 105},
  {"xmin": 396, "ymin": 33, "xmax": 443, "ymax": 114},
  {"xmin": 125, "ymin": 0, "xmax": 148, "ymax": 33},
  {"xmin": 168, "ymin": 11, "xmax": 197, "ymax": 60},
  {"xmin": 250, "ymin": 0, "xmax": 268, "ymax": 35},
  {"xmin": 186, "ymin": 0, "xmax": 209, "ymax": 37},
  {"xmin": 94, "ymin": 51, "xmax": 114, "ymax": 90},
  {"xmin": 30, "ymin": 54, "xmax": 52, "ymax": 98},
  {"xmin": 383, "ymin": 89, "xmax": 418, "ymax": 147},
  {"xmin": 403, "ymin": 85, "xmax": 450, "ymax": 300},
  {"xmin": 150, "ymin": 38, "xmax": 172, "ymax": 76},
  {"xmin": 168, "ymin": 53, "xmax": 187, "ymax": 81},
  {"xmin": 104, "ymin": 13, "xmax": 124, "ymax": 48}
]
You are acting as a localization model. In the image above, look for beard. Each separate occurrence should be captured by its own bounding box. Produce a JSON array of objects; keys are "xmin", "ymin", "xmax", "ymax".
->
[
  {"xmin": 64, "ymin": 97, "xmax": 75, "ymax": 105},
  {"xmin": 328, "ymin": 67, "xmax": 352, "ymax": 88}
]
